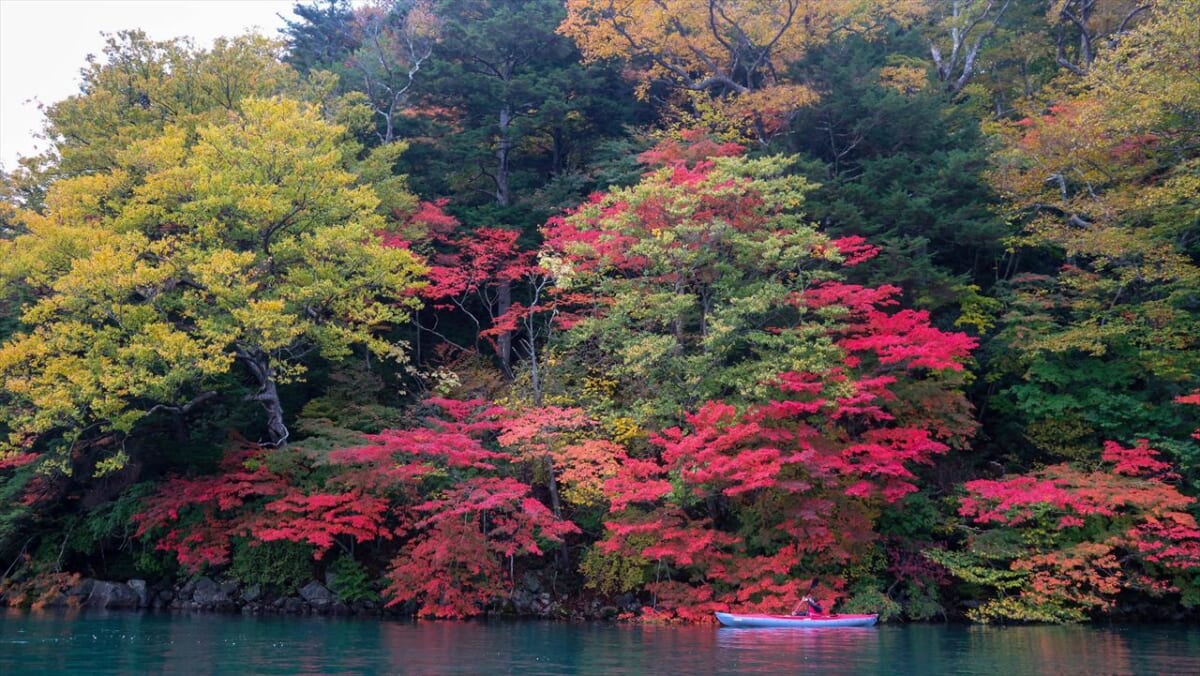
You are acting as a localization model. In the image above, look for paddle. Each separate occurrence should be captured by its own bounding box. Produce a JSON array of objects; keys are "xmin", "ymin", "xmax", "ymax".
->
[
  {"xmin": 800, "ymin": 578, "xmax": 825, "ymax": 615},
  {"xmin": 791, "ymin": 578, "xmax": 821, "ymax": 616}
]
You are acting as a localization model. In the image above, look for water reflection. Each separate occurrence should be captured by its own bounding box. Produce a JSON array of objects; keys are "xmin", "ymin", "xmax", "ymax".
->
[
  {"xmin": 716, "ymin": 626, "xmax": 881, "ymax": 673},
  {"xmin": 966, "ymin": 625, "xmax": 1134, "ymax": 675},
  {"xmin": 4, "ymin": 609, "xmax": 1200, "ymax": 675}
]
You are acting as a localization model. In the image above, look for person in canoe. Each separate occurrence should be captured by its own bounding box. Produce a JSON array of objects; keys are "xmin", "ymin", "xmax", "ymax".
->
[
  {"xmin": 791, "ymin": 578, "xmax": 826, "ymax": 616},
  {"xmin": 790, "ymin": 595, "xmax": 824, "ymax": 616}
]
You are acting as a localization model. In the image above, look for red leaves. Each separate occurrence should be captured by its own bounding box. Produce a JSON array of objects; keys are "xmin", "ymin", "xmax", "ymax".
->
[
  {"xmin": 541, "ymin": 212, "xmax": 645, "ymax": 275},
  {"xmin": 255, "ymin": 491, "xmax": 389, "ymax": 550},
  {"xmin": 961, "ymin": 442, "xmax": 1192, "ymax": 530},
  {"xmin": 636, "ymin": 129, "xmax": 745, "ymax": 167},
  {"xmin": 828, "ymin": 236, "xmax": 879, "ymax": 266},
  {"xmin": 133, "ymin": 401, "xmax": 579, "ymax": 616},
  {"xmin": 597, "ymin": 351, "xmax": 964, "ymax": 617},
  {"xmin": 575, "ymin": 222, "xmax": 977, "ymax": 618},
  {"xmin": 603, "ymin": 458, "xmax": 673, "ymax": 511},
  {"xmin": 414, "ymin": 477, "xmax": 577, "ymax": 556},
  {"xmin": 407, "ymin": 199, "xmax": 459, "ymax": 237},
  {"xmin": 804, "ymin": 282, "xmax": 977, "ymax": 372},
  {"xmin": 383, "ymin": 517, "xmax": 507, "ymax": 619},
  {"xmin": 653, "ymin": 401, "xmax": 790, "ymax": 498},
  {"xmin": 0, "ymin": 452, "xmax": 39, "ymax": 470},
  {"xmin": 958, "ymin": 439, "xmax": 1200, "ymax": 604},
  {"xmin": 133, "ymin": 445, "xmax": 393, "ymax": 572},
  {"xmin": 1131, "ymin": 512, "xmax": 1200, "ymax": 568},
  {"xmin": 1101, "ymin": 439, "xmax": 1176, "ymax": 479},
  {"xmin": 386, "ymin": 475, "xmax": 578, "ymax": 618},
  {"xmin": 839, "ymin": 308, "xmax": 977, "ymax": 371},
  {"xmin": 422, "ymin": 226, "xmax": 536, "ymax": 303},
  {"xmin": 802, "ymin": 281, "xmax": 901, "ymax": 313},
  {"xmin": 1176, "ymin": 391, "xmax": 1200, "ymax": 440},
  {"xmin": 947, "ymin": 439, "xmax": 1200, "ymax": 620}
]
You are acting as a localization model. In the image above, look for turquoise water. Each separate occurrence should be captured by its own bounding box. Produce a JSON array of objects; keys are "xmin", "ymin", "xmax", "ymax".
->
[{"xmin": 2, "ymin": 609, "xmax": 1200, "ymax": 674}]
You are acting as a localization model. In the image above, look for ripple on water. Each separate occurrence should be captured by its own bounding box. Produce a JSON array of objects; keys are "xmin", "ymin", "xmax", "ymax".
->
[{"xmin": 3, "ymin": 609, "xmax": 1200, "ymax": 675}]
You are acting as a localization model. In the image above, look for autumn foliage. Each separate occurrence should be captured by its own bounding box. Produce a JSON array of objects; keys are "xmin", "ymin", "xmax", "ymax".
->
[
  {"xmin": 4, "ymin": 1, "xmax": 1199, "ymax": 626},
  {"xmin": 132, "ymin": 398, "xmax": 587, "ymax": 618},
  {"xmin": 935, "ymin": 440, "xmax": 1200, "ymax": 623},
  {"xmin": 535, "ymin": 145, "xmax": 979, "ymax": 620}
]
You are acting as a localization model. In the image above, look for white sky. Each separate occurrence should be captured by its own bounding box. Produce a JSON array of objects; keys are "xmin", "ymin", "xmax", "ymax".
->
[{"xmin": 0, "ymin": 0, "xmax": 300, "ymax": 170}]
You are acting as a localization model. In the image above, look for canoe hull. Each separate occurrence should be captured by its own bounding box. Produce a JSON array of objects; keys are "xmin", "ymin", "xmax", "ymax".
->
[{"xmin": 715, "ymin": 611, "xmax": 878, "ymax": 628}]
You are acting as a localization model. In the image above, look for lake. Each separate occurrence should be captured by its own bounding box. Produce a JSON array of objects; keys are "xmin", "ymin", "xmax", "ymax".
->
[{"xmin": 3, "ymin": 609, "xmax": 1200, "ymax": 674}]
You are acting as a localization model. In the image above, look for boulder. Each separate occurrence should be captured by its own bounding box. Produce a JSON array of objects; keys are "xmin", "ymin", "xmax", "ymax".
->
[
  {"xmin": 191, "ymin": 577, "xmax": 231, "ymax": 606},
  {"xmin": 509, "ymin": 588, "xmax": 534, "ymax": 614},
  {"xmin": 127, "ymin": 579, "xmax": 148, "ymax": 608},
  {"xmin": 521, "ymin": 571, "xmax": 543, "ymax": 594},
  {"xmin": 84, "ymin": 580, "xmax": 141, "ymax": 609},
  {"xmin": 67, "ymin": 578, "xmax": 95, "ymax": 599},
  {"xmin": 153, "ymin": 589, "xmax": 174, "ymax": 609},
  {"xmin": 176, "ymin": 579, "xmax": 196, "ymax": 599},
  {"xmin": 242, "ymin": 584, "xmax": 262, "ymax": 603},
  {"xmin": 299, "ymin": 581, "xmax": 334, "ymax": 609}
]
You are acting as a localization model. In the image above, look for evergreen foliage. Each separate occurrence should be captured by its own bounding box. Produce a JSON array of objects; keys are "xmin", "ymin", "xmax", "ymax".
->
[{"xmin": 0, "ymin": 0, "xmax": 1196, "ymax": 624}]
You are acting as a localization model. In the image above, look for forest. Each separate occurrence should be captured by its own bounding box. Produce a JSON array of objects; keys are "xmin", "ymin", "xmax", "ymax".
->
[{"xmin": 0, "ymin": 0, "xmax": 1197, "ymax": 625}]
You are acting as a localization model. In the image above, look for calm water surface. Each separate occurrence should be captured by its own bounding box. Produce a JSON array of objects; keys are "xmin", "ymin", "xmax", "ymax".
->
[{"xmin": 2, "ymin": 609, "xmax": 1199, "ymax": 675}]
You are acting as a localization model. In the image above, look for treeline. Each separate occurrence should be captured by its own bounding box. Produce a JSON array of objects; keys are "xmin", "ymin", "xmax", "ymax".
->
[{"xmin": 0, "ymin": 0, "xmax": 1197, "ymax": 624}]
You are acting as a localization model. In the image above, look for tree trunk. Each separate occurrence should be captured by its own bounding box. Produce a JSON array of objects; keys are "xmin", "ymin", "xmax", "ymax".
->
[
  {"xmin": 236, "ymin": 346, "xmax": 289, "ymax": 447},
  {"xmin": 551, "ymin": 125, "xmax": 566, "ymax": 175},
  {"xmin": 496, "ymin": 103, "xmax": 512, "ymax": 208},
  {"xmin": 497, "ymin": 279, "xmax": 513, "ymax": 377},
  {"xmin": 495, "ymin": 101, "xmax": 514, "ymax": 376}
]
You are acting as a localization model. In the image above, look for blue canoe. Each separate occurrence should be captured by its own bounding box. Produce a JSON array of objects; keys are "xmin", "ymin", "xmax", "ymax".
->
[{"xmin": 715, "ymin": 611, "xmax": 878, "ymax": 628}]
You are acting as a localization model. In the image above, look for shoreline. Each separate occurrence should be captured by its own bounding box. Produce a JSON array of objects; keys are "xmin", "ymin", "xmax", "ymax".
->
[{"xmin": 6, "ymin": 575, "xmax": 1199, "ymax": 625}]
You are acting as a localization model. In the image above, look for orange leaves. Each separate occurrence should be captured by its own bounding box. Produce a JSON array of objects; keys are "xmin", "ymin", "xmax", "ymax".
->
[
  {"xmin": 953, "ymin": 440, "xmax": 1200, "ymax": 620},
  {"xmin": 637, "ymin": 129, "xmax": 745, "ymax": 166},
  {"xmin": 561, "ymin": 1, "xmax": 926, "ymax": 86},
  {"xmin": 383, "ymin": 517, "xmax": 507, "ymax": 619},
  {"xmin": 497, "ymin": 405, "xmax": 629, "ymax": 508},
  {"xmin": 560, "ymin": 0, "xmax": 925, "ymax": 141},
  {"xmin": 496, "ymin": 405, "xmax": 590, "ymax": 459},
  {"xmin": 1016, "ymin": 542, "xmax": 1124, "ymax": 611},
  {"xmin": 556, "ymin": 439, "xmax": 627, "ymax": 506},
  {"xmin": 386, "ymin": 474, "xmax": 578, "ymax": 617}
]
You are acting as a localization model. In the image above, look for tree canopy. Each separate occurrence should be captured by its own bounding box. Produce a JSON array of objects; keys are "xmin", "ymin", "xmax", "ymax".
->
[
  {"xmin": 0, "ymin": 97, "xmax": 424, "ymax": 471},
  {"xmin": 0, "ymin": 0, "xmax": 1197, "ymax": 626}
]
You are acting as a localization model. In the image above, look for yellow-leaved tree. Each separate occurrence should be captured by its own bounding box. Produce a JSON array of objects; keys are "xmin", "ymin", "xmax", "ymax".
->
[
  {"xmin": 35, "ymin": 31, "xmax": 303, "ymax": 179},
  {"xmin": 0, "ymin": 97, "xmax": 425, "ymax": 473},
  {"xmin": 559, "ymin": 0, "xmax": 927, "ymax": 141},
  {"xmin": 985, "ymin": 0, "xmax": 1200, "ymax": 459}
]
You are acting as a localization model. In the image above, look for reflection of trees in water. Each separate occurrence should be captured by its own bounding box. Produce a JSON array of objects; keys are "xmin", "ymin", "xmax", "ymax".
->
[
  {"xmin": 965, "ymin": 625, "xmax": 1134, "ymax": 675},
  {"xmin": 716, "ymin": 626, "xmax": 882, "ymax": 673},
  {"xmin": 6, "ymin": 613, "xmax": 1200, "ymax": 674}
]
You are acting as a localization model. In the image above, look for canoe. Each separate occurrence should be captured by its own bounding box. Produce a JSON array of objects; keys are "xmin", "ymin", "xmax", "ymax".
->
[{"xmin": 714, "ymin": 611, "xmax": 878, "ymax": 628}]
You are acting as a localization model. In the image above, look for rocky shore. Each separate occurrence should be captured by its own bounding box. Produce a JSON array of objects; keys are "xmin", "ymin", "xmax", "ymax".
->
[{"xmin": 26, "ymin": 574, "xmax": 641, "ymax": 621}]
